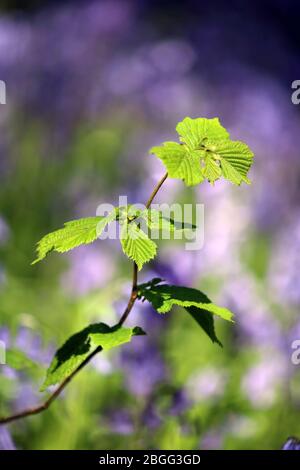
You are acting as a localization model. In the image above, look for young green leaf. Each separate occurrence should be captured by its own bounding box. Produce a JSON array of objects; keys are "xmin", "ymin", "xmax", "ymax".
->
[
  {"xmin": 139, "ymin": 208, "xmax": 197, "ymax": 233},
  {"xmin": 120, "ymin": 221, "xmax": 157, "ymax": 271},
  {"xmin": 176, "ymin": 116, "xmax": 230, "ymax": 148},
  {"xmin": 206, "ymin": 139, "xmax": 253, "ymax": 185},
  {"xmin": 32, "ymin": 211, "xmax": 117, "ymax": 264},
  {"xmin": 118, "ymin": 206, "xmax": 195, "ymax": 269},
  {"xmin": 150, "ymin": 116, "xmax": 254, "ymax": 187},
  {"xmin": 41, "ymin": 323, "xmax": 145, "ymax": 391},
  {"xmin": 150, "ymin": 141, "xmax": 205, "ymax": 186},
  {"xmin": 201, "ymin": 151, "xmax": 222, "ymax": 183},
  {"xmin": 138, "ymin": 281, "xmax": 234, "ymax": 321}
]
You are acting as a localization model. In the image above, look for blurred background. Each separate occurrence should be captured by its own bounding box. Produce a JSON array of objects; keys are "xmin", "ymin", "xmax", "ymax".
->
[{"xmin": 0, "ymin": 0, "xmax": 300, "ymax": 450}]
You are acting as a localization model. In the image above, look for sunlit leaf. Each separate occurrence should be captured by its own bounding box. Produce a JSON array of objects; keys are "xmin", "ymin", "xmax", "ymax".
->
[
  {"xmin": 120, "ymin": 221, "xmax": 157, "ymax": 271},
  {"xmin": 151, "ymin": 116, "xmax": 254, "ymax": 186},
  {"xmin": 32, "ymin": 211, "xmax": 117, "ymax": 264},
  {"xmin": 42, "ymin": 323, "xmax": 145, "ymax": 391},
  {"xmin": 138, "ymin": 280, "xmax": 234, "ymax": 345}
]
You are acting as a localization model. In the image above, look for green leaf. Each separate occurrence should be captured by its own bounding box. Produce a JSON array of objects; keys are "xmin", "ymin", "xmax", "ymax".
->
[
  {"xmin": 139, "ymin": 208, "xmax": 197, "ymax": 233},
  {"xmin": 138, "ymin": 280, "xmax": 232, "ymax": 346},
  {"xmin": 138, "ymin": 281, "xmax": 234, "ymax": 321},
  {"xmin": 207, "ymin": 139, "xmax": 254, "ymax": 185},
  {"xmin": 150, "ymin": 117, "xmax": 254, "ymax": 187},
  {"xmin": 41, "ymin": 323, "xmax": 145, "ymax": 391},
  {"xmin": 120, "ymin": 221, "xmax": 157, "ymax": 271},
  {"xmin": 201, "ymin": 151, "xmax": 222, "ymax": 184},
  {"xmin": 150, "ymin": 142, "xmax": 204, "ymax": 186},
  {"xmin": 118, "ymin": 206, "xmax": 195, "ymax": 269},
  {"xmin": 32, "ymin": 211, "xmax": 117, "ymax": 264},
  {"xmin": 185, "ymin": 306, "xmax": 222, "ymax": 346},
  {"xmin": 176, "ymin": 116, "xmax": 229, "ymax": 148}
]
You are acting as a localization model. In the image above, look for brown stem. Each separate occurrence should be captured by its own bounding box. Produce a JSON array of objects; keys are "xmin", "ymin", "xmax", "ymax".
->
[
  {"xmin": 117, "ymin": 262, "xmax": 138, "ymax": 327},
  {"xmin": 118, "ymin": 172, "xmax": 168, "ymax": 326},
  {"xmin": 0, "ymin": 172, "xmax": 168, "ymax": 426},
  {"xmin": 0, "ymin": 346, "xmax": 102, "ymax": 425},
  {"xmin": 145, "ymin": 172, "xmax": 168, "ymax": 209}
]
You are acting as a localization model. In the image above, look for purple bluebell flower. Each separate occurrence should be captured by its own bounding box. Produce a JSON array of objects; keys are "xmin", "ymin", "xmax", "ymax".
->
[
  {"xmin": 108, "ymin": 409, "xmax": 134, "ymax": 435},
  {"xmin": 282, "ymin": 437, "xmax": 300, "ymax": 450},
  {"xmin": 169, "ymin": 389, "xmax": 190, "ymax": 416},
  {"xmin": 119, "ymin": 341, "xmax": 166, "ymax": 397},
  {"xmin": 142, "ymin": 403, "xmax": 161, "ymax": 429},
  {"xmin": 0, "ymin": 426, "xmax": 16, "ymax": 450}
]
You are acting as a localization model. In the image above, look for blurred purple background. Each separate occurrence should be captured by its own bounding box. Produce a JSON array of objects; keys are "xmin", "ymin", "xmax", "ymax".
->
[{"xmin": 0, "ymin": 0, "xmax": 300, "ymax": 450}]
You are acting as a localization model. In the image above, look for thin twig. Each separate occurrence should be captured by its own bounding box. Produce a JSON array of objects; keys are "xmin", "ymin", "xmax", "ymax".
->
[
  {"xmin": 118, "ymin": 172, "xmax": 168, "ymax": 326},
  {"xmin": 145, "ymin": 172, "xmax": 168, "ymax": 208},
  {"xmin": 117, "ymin": 262, "xmax": 138, "ymax": 326},
  {"xmin": 0, "ymin": 346, "xmax": 102, "ymax": 425},
  {"xmin": 0, "ymin": 172, "xmax": 168, "ymax": 426}
]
